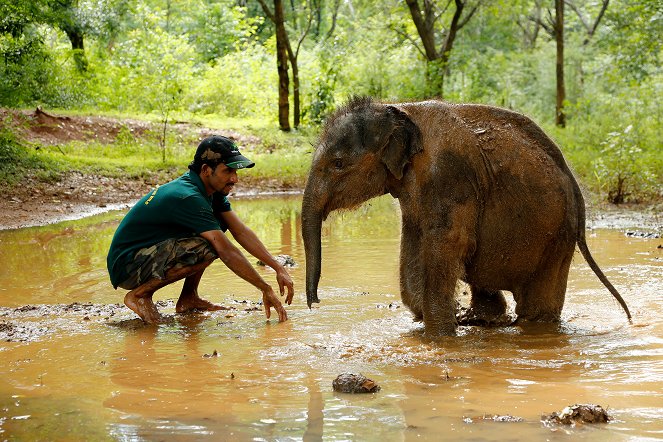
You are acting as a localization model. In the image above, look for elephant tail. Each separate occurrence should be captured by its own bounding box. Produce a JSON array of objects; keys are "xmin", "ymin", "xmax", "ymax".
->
[{"xmin": 577, "ymin": 232, "xmax": 632, "ymax": 321}]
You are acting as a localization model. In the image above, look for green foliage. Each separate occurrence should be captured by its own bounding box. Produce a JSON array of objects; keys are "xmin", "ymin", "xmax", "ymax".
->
[
  {"xmin": 593, "ymin": 125, "xmax": 659, "ymax": 204},
  {"xmin": 0, "ymin": 31, "xmax": 57, "ymax": 107},
  {"xmin": 184, "ymin": 1, "xmax": 263, "ymax": 62},
  {"xmin": 187, "ymin": 42, "xmax": 276, "ymax": 118},
  {"xmin": 600, "ymin": 0, "xmax": 662, "ymax": 81}
]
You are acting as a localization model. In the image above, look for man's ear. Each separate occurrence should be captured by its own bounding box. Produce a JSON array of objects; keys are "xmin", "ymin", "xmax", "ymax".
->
[
  {"xmin": 200, "ymin": 163, "xmax": 212, "ymax": 177},
  {"xmin": 381, "ymin": 105, "xmax": 423, "ymax": 180}
]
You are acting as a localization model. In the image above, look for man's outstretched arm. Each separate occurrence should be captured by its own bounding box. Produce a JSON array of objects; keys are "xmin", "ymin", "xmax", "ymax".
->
[
  {"xmin": 200, "ymin": 229, "xmax": 288, "ymax": 322},
  {"xmin": 220, "ymin": 211, "xmax": 295, "ymax": 304}
]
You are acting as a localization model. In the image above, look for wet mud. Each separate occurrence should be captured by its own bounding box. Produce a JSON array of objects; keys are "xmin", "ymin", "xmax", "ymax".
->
[{"xmin": 0, "ymin": 300, "xmax": 264, "ymax": 343}]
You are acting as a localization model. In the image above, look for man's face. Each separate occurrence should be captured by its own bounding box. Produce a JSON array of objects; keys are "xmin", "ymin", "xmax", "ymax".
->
[{"xmin": 201, "ymin": 163, "xmax": 238, "ymax": 196}]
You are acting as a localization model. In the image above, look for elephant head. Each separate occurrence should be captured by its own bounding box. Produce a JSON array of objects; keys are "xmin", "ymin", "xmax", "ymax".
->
[{"xmin": 302, "ymin": 96, "xmax": 423, "ymax": 308}]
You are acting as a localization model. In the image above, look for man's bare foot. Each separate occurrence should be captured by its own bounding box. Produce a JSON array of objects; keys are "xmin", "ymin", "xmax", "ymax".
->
[
  {"xmin": 176, "ymin": 294, "xmax": 226, "ymax": 313},
  {"xmin": 124, "ymin": 291, "xmax": 163, "ymax": 324}
]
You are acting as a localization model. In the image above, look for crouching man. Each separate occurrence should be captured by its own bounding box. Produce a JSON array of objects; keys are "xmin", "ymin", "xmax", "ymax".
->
[{"xmin": 106, "ymin": 135, "xmax": 294, "ymax": 323}]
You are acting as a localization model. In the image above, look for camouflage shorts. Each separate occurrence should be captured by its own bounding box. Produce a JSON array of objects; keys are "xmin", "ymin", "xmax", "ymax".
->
[{"xmin": 118, "ymin": 237, "xmax": 218, "ymax": 290}]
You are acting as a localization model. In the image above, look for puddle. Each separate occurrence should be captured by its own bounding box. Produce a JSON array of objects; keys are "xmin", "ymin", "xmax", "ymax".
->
[{"xmin": 0, "ymin": 195, "xmax": 661, "ymax": 440}]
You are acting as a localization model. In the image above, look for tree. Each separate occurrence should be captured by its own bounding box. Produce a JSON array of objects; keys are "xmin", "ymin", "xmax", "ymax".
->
[
  {"xmin": 257, "ymin": 0, "xmax": 291, "ymax": 130},
  {"xmin": 44, "ymin": 0, "xmax": 89, "ymax": 72},
  {"xmin": 401, "ymin": 0, "xmax": 481, "ymax": 97},
  {"xmin": 0, "ymin": 0, "xmax": 58, "ymax": 105},
  {"xmin": 555, "ymin": 0, "xmax": 565, "ymax": 127},
  {"xmin": 525, "ymin": 0, "xmax": 612, "ymax": 126},
  {"xmin": 257, "ymin": 0, "xmax": 318, "ymax": 130},
  {"xmin": 284, "ymin": 1, "xmax": 315, "ymax": 129},
  {"xmin": 516, "ymin": 0, "xmax": 543, "ymax": 49},
  {"xmin": 566, "ymin": 0, "xmax": 609, "ymax": 45},
  {"xmin": 109, "ymin": 6, "xmax": 196, "ymax": 160},
  {"xmin": 601, "ymin": 0, "xmax": 661, "ymax": 81}
]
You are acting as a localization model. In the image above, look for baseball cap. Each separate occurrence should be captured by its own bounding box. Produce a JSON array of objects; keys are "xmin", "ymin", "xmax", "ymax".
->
[{"xmin": 191, "ymin": 135, "xmax": 255, "ymax": 169}]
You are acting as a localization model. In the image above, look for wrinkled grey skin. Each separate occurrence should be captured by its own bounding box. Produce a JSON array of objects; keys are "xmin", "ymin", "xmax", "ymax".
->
[{"xmin": 302, "ymin": 96, "xmax": 631, "ymax": 337}]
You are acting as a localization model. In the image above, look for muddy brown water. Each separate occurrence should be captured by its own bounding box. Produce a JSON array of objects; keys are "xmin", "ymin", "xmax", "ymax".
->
[{"xmin": 0, "ymin": 195, "xmax": 661, "ymax": 440}]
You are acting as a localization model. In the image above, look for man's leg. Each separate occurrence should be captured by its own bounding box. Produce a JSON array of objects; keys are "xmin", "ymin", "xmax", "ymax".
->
[
  {"xmin": 176, "ymin": 267, "xmax": 226, "ymax": 313},
  {"xmin": 125, "ymin": 260, "xmax": 212, "ymax": 323}
]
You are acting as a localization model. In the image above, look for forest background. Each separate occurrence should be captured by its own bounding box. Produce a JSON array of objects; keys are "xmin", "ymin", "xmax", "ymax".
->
[{"xmin": 0, "ymin": 0, "xmax": 661, "ymax": 205}]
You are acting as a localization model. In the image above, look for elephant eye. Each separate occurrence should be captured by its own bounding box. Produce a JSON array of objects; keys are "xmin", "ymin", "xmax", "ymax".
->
[{"xmin": 333, "ymin": 159, "xmax": 343, "ymax": 170}]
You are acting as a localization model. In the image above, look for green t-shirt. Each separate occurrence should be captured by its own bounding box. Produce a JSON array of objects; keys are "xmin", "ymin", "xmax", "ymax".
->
[{"xmin": 106, "ymin": 171, "xmax": 231, "ymax": 288}]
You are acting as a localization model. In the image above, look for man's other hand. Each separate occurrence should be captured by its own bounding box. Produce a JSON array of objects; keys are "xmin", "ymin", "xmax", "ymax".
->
[
  {"xmin": 262, "ymin": 286, "xmax": 288, "ymax": 322},
  {"xmin": 276, "ymin": 267, "xmax": 295, "ymax": 305}
]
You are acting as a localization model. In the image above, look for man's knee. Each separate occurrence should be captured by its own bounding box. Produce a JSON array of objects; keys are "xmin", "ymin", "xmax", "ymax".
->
[{"xmin": 119, "ymin": 236, "xmax": 217, "ymax": 290}]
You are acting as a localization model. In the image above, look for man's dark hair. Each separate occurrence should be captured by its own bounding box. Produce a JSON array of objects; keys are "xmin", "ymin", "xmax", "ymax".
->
[{"xmin": 188, "ymin": 159, "xmax": 219, "ymax": 174}]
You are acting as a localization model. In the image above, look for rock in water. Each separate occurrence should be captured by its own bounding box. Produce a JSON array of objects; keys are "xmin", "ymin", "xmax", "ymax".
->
[
  {"xmin": 542, "ymin": 404, "xmax": 610, "ymax": 425},
  {"xmin": 256, "ymin": 254, "xmax": 296, "ymax": 267},
  {"xmin": 332, "ymin": 373, "xmax": 380, "ymax": 393}
]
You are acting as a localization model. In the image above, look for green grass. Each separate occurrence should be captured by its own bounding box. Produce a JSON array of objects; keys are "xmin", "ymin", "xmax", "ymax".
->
[{"xmin": 0, "ymin": 113, "xmax": 315, "ymax": 191}]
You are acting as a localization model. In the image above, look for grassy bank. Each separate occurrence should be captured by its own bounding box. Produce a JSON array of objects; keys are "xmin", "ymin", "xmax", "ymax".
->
[
  {"xmin": 0, "ymin": 111, "xmax": 315, "ymax": 192},
  {"xmin": 1, "ymin": 110, "xmax": 661, "ymax": 205}
]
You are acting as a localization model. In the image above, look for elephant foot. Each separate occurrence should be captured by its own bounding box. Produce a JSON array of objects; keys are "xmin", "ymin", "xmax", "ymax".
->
[
  {"xmin": 422, "ymin": 309, "xmax": 459, "ymax": 337},
  {"xmin": 422, "ymin": 326, "xmax": 457, "ymax": 338},
  {"xmin": 512, "ymin": 317, "xmax": 563, "ymax": 334},
  {"xmin": 456, "ymin": 306, "xmax": 515, "ymax": 327}
]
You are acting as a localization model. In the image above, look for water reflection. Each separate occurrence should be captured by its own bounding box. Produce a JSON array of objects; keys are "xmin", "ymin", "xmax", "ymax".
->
[{"xmin": 0, "ymin": 195, "xmax": 661, "ymax": 440}]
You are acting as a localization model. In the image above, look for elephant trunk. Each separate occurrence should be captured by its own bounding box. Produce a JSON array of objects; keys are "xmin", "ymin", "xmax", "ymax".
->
[{"xmin": 302, "ymin": 188, "xmax": 323, "ymax": 308}]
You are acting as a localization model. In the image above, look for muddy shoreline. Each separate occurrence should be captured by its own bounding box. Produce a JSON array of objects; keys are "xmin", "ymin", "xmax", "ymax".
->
[
  {"xmin": 0, "ymin": 173, "xmax": 302, "ymax": 231},
  {"xmin": 0, "ymin": 179, "xmax": 659, "ymax": 233}
]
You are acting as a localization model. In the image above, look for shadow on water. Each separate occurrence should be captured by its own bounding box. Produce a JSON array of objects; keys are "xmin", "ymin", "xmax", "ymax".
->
[{"xmin": 0, "ymin": 194, "xmax": 661, "ymax": 440}]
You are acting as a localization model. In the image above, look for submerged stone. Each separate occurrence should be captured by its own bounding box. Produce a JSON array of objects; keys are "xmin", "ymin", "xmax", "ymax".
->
[
  {"xmin": 256, "ymin": 255, "xmax": 296, "ymax": 267},
  {"xmin": 332, "ymin": 373, "xmax": 380, "ymax": 394},
  {"xmin": 542, "ymin": 404, "xmax": 610, "ymax": 425}
]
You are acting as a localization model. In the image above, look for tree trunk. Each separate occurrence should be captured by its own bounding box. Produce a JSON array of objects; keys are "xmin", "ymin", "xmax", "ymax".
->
[
  {"xmin": 405, "ymin": 0, "xmax": 477, "ymax": 98},
  {"xmin": 404, "ymin": 0, "xmax": 438, "ymax": 60},
  {"xmin": 292, "ymin": 61, "xmax": 300, "ymax": 128},
  {"xmin": 64, "ymin": 29, "xmax": 88, "ymax": 72},
  {"xmin": 274, "ymin": 0, "xmax": 291, "ymax": 131},
  {"xmin": 555, "ymin": 0, "xmax": 565, "ymax": 127}
]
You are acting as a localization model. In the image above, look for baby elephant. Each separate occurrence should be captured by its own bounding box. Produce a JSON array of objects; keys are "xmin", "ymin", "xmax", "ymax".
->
[{"xmin": 301, "ymin": 96, "xmax": 630, "ymax": 336}]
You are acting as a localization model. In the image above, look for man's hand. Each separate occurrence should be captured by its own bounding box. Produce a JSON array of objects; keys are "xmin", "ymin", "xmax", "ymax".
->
[
  {"xmin": 276, "ymin": 267, "xmax": 295, "ymax": 305},
  {"xmin": 262, "ymin": 286, "xmax": 288, "ymax": 322}
]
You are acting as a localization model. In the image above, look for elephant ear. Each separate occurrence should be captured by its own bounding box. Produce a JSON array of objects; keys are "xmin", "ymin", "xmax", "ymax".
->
[{"xmin": 381, "ymin": 105, "xmax": 423, "ymax": 180}]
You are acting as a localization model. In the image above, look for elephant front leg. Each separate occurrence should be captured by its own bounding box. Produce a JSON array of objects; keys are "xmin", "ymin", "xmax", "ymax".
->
[
  {"xmin": 419, "ymin": 232, "xmax": 469, "ymax": 336},
  {"xmin": 418, "ymin": 204, "xmax": 479, "ymax": 336},
  {"xmin": 421, "ymin": 254, "xmax": 461, "ymax": 336},
  {"xmin": 399, "ymin": 221, "xmax": 424, "ymax": 322}
]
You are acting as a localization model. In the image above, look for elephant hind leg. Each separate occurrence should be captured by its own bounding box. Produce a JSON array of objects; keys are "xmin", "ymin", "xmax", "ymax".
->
[
  {"xmin": 513, "ymin": 251, "xmax": 573, "ymax": 323},
  {"xmin": 457, "ymin": 287, "xmax": 511, "ymax": 326},
  {"xmin": 471, "ymin": 287, "xmax": 508, "ymax": 317}
]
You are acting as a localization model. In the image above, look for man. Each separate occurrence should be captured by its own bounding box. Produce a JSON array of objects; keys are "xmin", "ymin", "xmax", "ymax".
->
[{"xmin": 107, "ymin": 135, "xmax": 294, "ymax": 324}]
